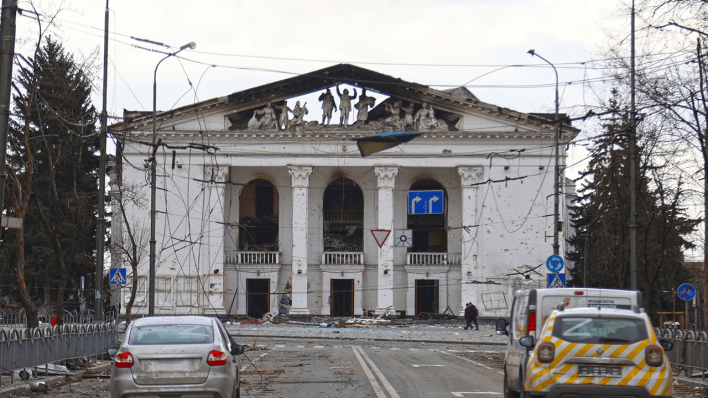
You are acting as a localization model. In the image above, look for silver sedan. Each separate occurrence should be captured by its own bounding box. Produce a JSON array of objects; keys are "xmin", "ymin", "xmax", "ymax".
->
[{"xmin": 108, "ymin": 316, "xmax": 245, "ymax": 398}]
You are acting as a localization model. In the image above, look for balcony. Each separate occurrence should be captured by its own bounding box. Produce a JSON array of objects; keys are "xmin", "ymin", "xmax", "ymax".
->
[
  {"xmin": 322, "ymin": 252, "xmax": 364, "ymax": 265},
  {"xmin": 324, "ymin": 210, "xmax": 364, "ymax": 224},
  {"xmin": 406, "ymin": 253, "xmax": 461, "ymax": 266},
  {"xmin": 225, "ymin": 251, "xmax": 280, "ymax": 265}
]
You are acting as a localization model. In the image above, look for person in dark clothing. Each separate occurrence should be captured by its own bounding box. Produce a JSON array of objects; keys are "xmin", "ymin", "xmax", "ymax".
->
[{"xmin": 464, "ymin": 302, "xmax": 479, "ymax": 330}]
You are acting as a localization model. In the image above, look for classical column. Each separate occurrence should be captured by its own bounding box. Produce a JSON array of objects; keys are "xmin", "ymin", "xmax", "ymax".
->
[
  {"xmin": 288, "ymin": 165, "xmax": 313, "ymax": 316},
  {"xmin": 203, "ymin": 165, "xmax": 229, "ymax": 313},
  {"xmin": 374, "ymin": 166, "xmax": 398, "ymax": 315},
  {"xmin": 457, "ymin": 166, "xmax": 483, "ymax": 316}
]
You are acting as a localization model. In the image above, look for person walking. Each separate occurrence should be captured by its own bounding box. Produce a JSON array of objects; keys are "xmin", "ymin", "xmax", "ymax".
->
[{"xmin": 464, "ymin": 302, "xmax": 479, "ymax": 330}]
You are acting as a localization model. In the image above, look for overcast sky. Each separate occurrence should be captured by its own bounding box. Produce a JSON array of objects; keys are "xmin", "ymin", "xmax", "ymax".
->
[{"xmin": 14, "ymin": 0, "xmax": 630, "ymax": 175}]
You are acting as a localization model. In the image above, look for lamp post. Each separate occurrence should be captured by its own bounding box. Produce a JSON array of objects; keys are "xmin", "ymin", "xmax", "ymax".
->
[
  {"xmin": 527, "ymin": 49, "xmax": 561, "ymax": 256},
  {"xmin": 149, "ymin": 42, "xmax": 196, "ymax": 315}
]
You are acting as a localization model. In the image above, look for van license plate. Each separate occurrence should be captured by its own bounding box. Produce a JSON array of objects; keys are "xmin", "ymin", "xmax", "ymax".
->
[{"xmin": 578, "ymin": 366, "xmax": 622, "ymax": 378}]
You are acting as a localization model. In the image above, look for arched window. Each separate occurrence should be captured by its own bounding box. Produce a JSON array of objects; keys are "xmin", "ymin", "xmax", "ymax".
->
[
  {"xmin": 322, "ymin": 178, "xmax": 364, "ymax": 252},
  {"xmin": 408, "ymin": 179, "xmax": 447, "ymax": 252},
  {"xmin": 239, "ymin": 179, "xmax": 279, "ymax": 251}
]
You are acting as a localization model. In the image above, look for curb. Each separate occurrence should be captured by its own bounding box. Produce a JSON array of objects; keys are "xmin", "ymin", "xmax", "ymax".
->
[
  {"xmin": 228, "ymin": 332, "xmax": 506, "ymax": 346},
  {"xmin": 0, "ymin": 362, "xmax": 112, "ymax": 397}
]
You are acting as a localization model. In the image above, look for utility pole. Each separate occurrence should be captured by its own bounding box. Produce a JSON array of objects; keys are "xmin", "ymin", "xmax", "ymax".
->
[
  {"xmin": 527, "ymin": 49, "xmax": 561, "ymax": 256},
  {"xmin": 94, "ymin": 0, "xmax": 109, "ymax": 322},
  {"xmin": 629, "ymin": 0, "xmax": 639, "ymax": 291},
  {"xmin": 0, "ymin": 0, "xmax": 18, "ymax": 214}
]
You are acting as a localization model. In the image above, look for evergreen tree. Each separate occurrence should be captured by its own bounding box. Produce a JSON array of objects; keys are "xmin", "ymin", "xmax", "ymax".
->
[
  {"xmin": 567, "ymin": 91, "xmax": 698, "ymax": 321},
  {"xmin": 0, "ymin": 37, "xmax": 100, "ymax": 326}
]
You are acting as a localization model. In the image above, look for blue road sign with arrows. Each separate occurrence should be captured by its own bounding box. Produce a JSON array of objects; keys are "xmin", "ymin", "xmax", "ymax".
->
[
  {"xmin": 408, "ymin": 190, "xmax": 444, "ymax": 215},
  {"xmin": 678, "ymin": 283, "xmax": 696, "ymax": 301}
]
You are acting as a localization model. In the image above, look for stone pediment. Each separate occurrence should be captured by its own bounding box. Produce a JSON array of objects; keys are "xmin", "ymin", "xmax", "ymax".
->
[{"xmin": 112, "ymin": 64, "xmax": 579, "ymax": 139}]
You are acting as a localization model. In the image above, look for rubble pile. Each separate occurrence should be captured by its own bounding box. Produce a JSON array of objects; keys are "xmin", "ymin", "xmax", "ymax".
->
[{"xmin": 323, "ymin": 232, "xmax": 363, "ymax": 252}]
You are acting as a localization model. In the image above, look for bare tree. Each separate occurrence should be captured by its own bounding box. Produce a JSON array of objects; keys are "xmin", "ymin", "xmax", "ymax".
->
[{"xmin": 110, "ymin": 179, "xmax": 149, "ymax": 325}]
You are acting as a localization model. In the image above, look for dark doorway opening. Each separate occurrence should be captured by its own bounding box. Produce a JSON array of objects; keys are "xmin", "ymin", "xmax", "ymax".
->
[
  {"xmin": 407, "ymin": 180, "xmax": 447, "ymax": 252},
  {"xmin": 331, "ymin": 279, "xmax": 354, "ymax": 317},
  {"xmin": 246, "ymin": 279, "xmax": 270, "ymax": 318},
  {"xmin": 415, "ymin": 279, "xmax": 439, "ymax": 315}
]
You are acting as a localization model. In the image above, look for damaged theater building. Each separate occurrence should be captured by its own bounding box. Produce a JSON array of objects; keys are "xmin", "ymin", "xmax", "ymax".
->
[{"xmin": 108, "ymin": 64, "xmax": 578, "ymax": 319}]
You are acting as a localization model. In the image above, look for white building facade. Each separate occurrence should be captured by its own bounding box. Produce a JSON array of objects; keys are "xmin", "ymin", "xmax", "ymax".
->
[{"xmin": 109, "ymin": 64, "xmax": 578, "ymax": 318}]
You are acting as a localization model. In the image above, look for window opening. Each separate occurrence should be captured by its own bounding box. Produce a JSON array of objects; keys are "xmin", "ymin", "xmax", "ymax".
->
[
  {"xmin": 408, "ymin": 180, "xmax": 447, "ymax": 252},
  {"xmin": 323, "ymin": 178, "xmax": 364, "ymax": 252},
  {"xmin": 239, "ymin": 179, "xmax": 279, "ymax": 251}
]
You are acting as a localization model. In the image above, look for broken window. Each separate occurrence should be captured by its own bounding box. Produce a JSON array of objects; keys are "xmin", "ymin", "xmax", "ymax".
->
[
  {"xmin": 407, "ymin": 179, "xmax": 447, "ymax": 252},
  {"xmin": 323, "ymin": 178, "xmax": 364, "ymax": 252},
  {"xmin": 239, "ymin": 179, "xmax": 279, "ymax": 251}
]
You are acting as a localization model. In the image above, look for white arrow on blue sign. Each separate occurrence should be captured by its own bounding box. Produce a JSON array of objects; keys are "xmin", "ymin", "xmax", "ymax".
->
[
  {"xmin": 677, "ymin": 283, "xmax": 696, "ymax": 302},
  {"xmin": 408, "ymin": 190, "xmax": 444, "ymax": 215},
  {"xmin": 546, "ymin": 255, "xmax": 565, "ymax": 273}
]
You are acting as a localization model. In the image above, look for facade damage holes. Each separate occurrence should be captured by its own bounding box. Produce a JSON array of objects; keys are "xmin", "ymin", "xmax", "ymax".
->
[
  {"xmin": 331, "ymin": 279, "xmax": 354, "ymax": 317},
  {"xmin": 415, "ymin": 279, "xmax": 439, "ymax": 316},
  {"xmin": 246, "ymin": 279, "xmax": 270, "ymax": 318},
  {"xmin": 323, "ymin": 178, "xmax": 363, "ymax": 252},
  {"xmin": 239, "ymin": 179, "xmax": 279, "ymax": 251},
  {"xmin": 408, "ymin": 179, "xmax": 447, "ymax": 253}
]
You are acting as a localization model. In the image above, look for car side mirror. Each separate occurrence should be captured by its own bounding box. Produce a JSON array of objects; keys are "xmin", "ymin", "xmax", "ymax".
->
[
  {"xmin": 107, "ymin": 347, "xmax": 119, "ymax": 358},
  {"xmin": 231, "ymin": 345, "xmax": 245, "ymax": 356},
  {"xmin": 519, "ymin": 335, "xmax": 535, "ymax": 348},
  {"xmin": 659, "ymin": 339, "xmax": 674, "ymax": 352},
  {"xmin": 495, "ymin": 318, "xmax": 509, "ymax": 336}
]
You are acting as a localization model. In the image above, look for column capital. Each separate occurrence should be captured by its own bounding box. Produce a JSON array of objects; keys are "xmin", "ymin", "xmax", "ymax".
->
[
  {"xmin": 288, "ymin": 165, "xmax": 313, "ymax": 188},
  {"xmin": 374, "ymin": 166, "xmax": 399, "ymax": 188},
  {"xmin": 205, "ymin": 166, "xmax": 229, "ymax": 183},
  {"xmin": 457, "ymin": 166, "xmax": 484, "ymax": 187}
]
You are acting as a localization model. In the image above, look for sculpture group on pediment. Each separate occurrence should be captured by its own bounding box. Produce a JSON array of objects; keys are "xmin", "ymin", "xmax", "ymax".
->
[{"xmin": 239, "ymin": 87, "xmax": 450, "ymax": 133}]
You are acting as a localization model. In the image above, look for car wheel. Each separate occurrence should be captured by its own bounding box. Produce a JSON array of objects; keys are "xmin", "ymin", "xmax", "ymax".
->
[
  {"xmin": 504, "ymin": 368, "xmax": 520, "ymax": 398},
  {"xmin": 235, "ymin": 385, "xmax": 241, "ymax": 398}
]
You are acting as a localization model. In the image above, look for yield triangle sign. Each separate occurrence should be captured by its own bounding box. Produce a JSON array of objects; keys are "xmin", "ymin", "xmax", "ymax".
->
[{"xmin": 371, "ymin": 230, "xmax": 391, "ymax": 248}]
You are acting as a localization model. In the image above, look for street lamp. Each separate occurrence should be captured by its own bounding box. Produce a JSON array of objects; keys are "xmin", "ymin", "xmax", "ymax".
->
[
  {"xmin": 527, "ymin": 49, "xmax": 561, "ymax": 256},
  {"xmin": 149, "ymin": 42, "xmax": 196, "ymax": 315}
]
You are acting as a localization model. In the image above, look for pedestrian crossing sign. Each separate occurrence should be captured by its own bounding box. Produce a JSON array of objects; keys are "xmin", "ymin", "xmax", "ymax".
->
[
  {"xmin": 547, "ymin": 273, "xmax": 566, "ymax": 288},
  {"xmin": 109, "ymin": 268, "xmax": 127, "ymax": 285}
]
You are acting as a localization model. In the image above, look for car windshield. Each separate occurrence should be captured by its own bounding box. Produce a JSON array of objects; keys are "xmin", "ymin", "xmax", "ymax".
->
[
  {"xmin": 552, "ymin": 316, "xmax": 647, "ymax": 344},
  {"xmin": 129, "ymin": 325, "xmax": 214, "ymax": 345}
]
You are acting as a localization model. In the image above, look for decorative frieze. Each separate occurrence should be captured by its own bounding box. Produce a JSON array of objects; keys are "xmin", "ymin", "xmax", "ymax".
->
[
  {"xmin": 374, "ymin": 166, "xmax": 399, "ymax": 188},
  {"xmin": 288, "ymin": 165, "xmax": 313, "ymax": 188}
]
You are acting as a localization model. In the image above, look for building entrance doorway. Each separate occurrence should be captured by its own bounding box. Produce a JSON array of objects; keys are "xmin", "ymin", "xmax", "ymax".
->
[
  {"xmin": 246, "ymin": 279, "xmax": 270, "ymax": 318},
  {"xmin": 331, "ymin": 279, "xmax": 354, "ymax": 317},
  {"xmin": 415, "ymin": 279, "xmax": 439, "ymax": 315}
]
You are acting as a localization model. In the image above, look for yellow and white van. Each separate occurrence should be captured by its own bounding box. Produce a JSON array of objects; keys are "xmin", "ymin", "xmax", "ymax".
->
[
  {"xmin": 519, "ymin": 307, "xmax": 673, "ymax": 397},
  {"xmin": 496, "ymin": 288, "xmax": 644, "ymax": 397}
]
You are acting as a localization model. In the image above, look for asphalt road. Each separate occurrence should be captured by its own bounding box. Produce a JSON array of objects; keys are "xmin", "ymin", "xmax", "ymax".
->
[{"xmin": 240, "ymin": 338, "xmax": 505, "ymax": 398}]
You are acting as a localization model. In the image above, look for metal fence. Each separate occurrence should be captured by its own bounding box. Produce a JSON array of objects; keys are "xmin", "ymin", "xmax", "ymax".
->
[
  {"xmin": 0, "ymin": 321, "xmax": 116, "ymax": 385},
  {"xmin": 0, "ymin": 308, "xmax": 116, "ymax": 327},
  {"xmin": 654, "ymin": 327, "xmax": 708, "ymax": 379}
]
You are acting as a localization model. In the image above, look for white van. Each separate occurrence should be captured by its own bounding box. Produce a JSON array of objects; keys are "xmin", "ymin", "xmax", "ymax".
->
[{"xmin": 495, "ymin": 288, "xmax": 643, "ymax": 398}]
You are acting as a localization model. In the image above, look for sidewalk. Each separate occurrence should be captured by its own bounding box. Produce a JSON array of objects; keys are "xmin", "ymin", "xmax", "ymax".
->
[{"xmin": 225, "ymin": 320, "xmax": 507, "ymax": 345}]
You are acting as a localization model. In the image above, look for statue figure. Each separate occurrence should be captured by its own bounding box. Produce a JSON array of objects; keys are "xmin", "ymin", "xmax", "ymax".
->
[
  {"xmin": 273, "ymin": 101, "xmax": 293, "ymax": 130},
  {"xmin": 354, "ymin": 88, "xmax": 376, "ymax": 125},
  {"xmin": 336, "ymin": 84, "xmax": 357, "ymax": 126},
  {"xmin": 254, "ymin": 102, "xmax": 277, "ymax": 130},
  {"xmin": 383, "ymin": 100, "xmax": 402, "ymax": 128},
  {"xmin": 318, "ymin": 88, "xmax": 337, "ymax": 125},
  {"xmin": 401, "ymin": 102, "xmax": 415, "ymax": 129},
  {"xmin": 414, "ymin": 102, "xmax": 448, "ymax": 132},
  {"xmin": 292, "ymin": 101, "xmax": 309, "ymax": 126}
]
